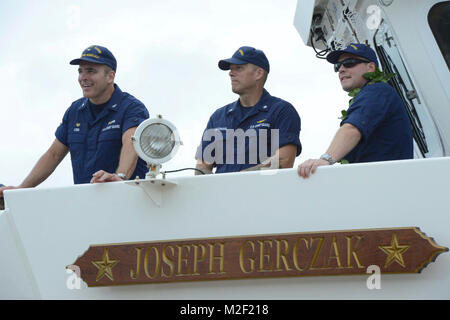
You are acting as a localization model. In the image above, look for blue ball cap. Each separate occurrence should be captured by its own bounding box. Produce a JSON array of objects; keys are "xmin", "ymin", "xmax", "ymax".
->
[
  {"xmin": 70, "ymin": 45, "xmax": 117, "ymax": 71},
  {"xmin": 326, "ymin": 43, "xmax": 379, "ymax": 67},
  {"xmin": 218, "ymin": 46, "xmax": 270, "ymax": 73}
]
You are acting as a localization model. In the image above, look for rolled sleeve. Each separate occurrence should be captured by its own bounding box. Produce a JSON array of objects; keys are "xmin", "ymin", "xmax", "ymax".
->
[
  {"xmin": 122, "ymin": 102, "xmax": 150, "ymax": 133},
  {"xmin": 274, "ymin": 104, "xmax": 302, "ymax": 156},
  {"xmin": 55, "ymin": 108, "xmax": 70, "ymax": 147}
]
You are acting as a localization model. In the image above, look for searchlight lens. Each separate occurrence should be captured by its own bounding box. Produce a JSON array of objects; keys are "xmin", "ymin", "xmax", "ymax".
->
[
  {"xmin": 133, "ymin": 116, "xmax": 181, "ymax": 166},
  {"xmin": 140, "ymin": 123, "xmax": 175, "ymax": 159}
]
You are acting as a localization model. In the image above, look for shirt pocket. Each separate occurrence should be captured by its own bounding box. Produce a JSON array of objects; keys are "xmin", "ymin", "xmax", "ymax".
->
[
  {"xmin": 97, "ymin": 129, "xmax": 122, "ymax": 155},
  {"xmin": 67, "ymin": 134, "xmax": 85, "ymax": 160}
]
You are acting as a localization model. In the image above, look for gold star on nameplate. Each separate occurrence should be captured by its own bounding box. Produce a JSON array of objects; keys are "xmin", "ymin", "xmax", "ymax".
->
[
  {"xmin": 92, "ymin": 249, "xmax": 119, "ymax": 281},
  {"xmin": 379, "ymin": 233, "xmax": 410, "ymax": 268}
]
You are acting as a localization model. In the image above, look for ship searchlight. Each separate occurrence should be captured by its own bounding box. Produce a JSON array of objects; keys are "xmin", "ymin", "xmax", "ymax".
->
[{"xmin": 132, "ymin": 115, "xmax": 181, "ymax": 178}]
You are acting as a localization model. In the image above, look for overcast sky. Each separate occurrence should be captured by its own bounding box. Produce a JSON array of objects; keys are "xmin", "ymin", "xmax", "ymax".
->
[{"xmin": 0, "ymin": 0, "xmax": 350, "ymax": 188}]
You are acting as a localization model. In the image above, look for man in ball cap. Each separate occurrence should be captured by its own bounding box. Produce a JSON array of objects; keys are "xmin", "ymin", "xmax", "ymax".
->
[
  {"xmin": 298, "ymin": 43, "xmax": 413, "ymax": 178},
  {"xmin": 195, "ymin": 46, "xmax": 302, "ymax": 174},
  {"xmin": 0, "ymin": 45, "xmax": 149, "ymax": 196}
]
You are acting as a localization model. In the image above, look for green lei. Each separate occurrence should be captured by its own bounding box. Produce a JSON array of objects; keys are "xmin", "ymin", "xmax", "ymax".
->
[
  {"xmin": 338, "ymin": 67, "xmax": 395, "ymax": 120},
  {"xmin": 337, "ymin": 67, "xmax": 395, "ymax": 164}
]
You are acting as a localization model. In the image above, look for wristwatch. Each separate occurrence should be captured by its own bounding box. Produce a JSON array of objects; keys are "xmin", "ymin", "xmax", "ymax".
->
[
  {"xmin": 116, "ymin": 173, "xmax": 127, "ymax": 180},
  {"xmin": 320, "ymin": 153, "xmax": 335, "ymax": 165}
]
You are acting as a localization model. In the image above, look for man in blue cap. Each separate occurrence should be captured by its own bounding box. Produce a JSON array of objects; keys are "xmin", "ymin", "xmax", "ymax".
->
[
  {"xmin": 298, "ymin": 43, "xmax": 413, "ymax": 178},
  {"xmin": 195, "ymin": 46, "xmax": 302, "ymax": 174},
  {"xmin": 0, "ymin": 45, "xmax": 149, "ymax": 195}
]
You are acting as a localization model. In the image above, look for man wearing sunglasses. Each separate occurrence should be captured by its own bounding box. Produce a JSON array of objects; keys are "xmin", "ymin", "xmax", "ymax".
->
[{"xmin": 298, "ymin": 43, "xmax": 413, "ymax": 178}]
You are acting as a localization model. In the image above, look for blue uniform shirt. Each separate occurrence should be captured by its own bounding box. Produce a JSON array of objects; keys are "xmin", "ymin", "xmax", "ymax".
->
[
  {"xmin": 55, "ymin": 84, "xmax": 149, "ymax": 184},
  {"xmin": 341, "ymin": 82, "xmax": 413, "ymax": 163},
  {"xmin": 196, "ymin": 89, "xmax": 301, "ymax": 173}
]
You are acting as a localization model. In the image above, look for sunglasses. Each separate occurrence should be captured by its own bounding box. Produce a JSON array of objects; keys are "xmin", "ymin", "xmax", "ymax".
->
[{"xmin": 334, "ymin": 58, "xmax": 371, "ymax": 72}]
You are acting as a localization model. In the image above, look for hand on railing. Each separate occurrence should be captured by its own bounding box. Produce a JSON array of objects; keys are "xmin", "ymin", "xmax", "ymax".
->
[{"xmin": 0, "ymin": 184, "xmax": 21, "ymax": 211}]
